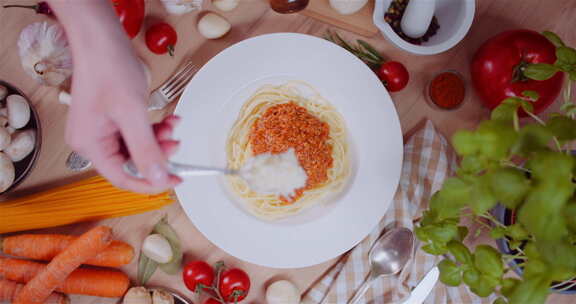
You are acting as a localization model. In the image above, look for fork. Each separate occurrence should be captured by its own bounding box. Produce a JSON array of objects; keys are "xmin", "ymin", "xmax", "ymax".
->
[{"xmin": 148, "ymin": 61, "xmax": 199, "ymax": 110}]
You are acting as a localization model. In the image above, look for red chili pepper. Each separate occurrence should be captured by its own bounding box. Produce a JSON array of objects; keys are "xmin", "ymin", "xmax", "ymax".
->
[{"xmin": 3, "ymin": 2, "xmax": 53, "ymax": 16}]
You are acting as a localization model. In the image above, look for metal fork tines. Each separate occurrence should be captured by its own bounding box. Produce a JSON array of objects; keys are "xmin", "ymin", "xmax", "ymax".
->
[{"xmin": 149, "ymin": 61, "xmax": 198, "ymax": 110}]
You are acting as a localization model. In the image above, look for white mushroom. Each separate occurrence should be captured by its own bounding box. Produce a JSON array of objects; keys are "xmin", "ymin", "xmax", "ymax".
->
[
  {"xmin": 0, "ymin": 107, "xmax": 7, "ymax": 118},
  {"xmin": 5, "ymin": 129, "xmax": 35, "ymax": 162},
  {"xmin": 212, "ymin": 0, "xmax": 239, "ymax": 12},
  {"xmin": 6, "ymin": 126, "xmax": 15, "ymax": 135},
  {"xmin": 0, "ymin": 85, "xmax": 7, "ymax": 100},
  {"xmin": 198, "ymin": 13, "xmax": 231, "ymax": 39},
  {"xmin": 0, "ymin": 152, "xmax": 15, "ymax": 192},
  {"xmin": 0, "ymin": 127, "xmax": 11, "ymax": 151},
  {"xmin": 0, "ymin": 116, "xmax": 8, "ymax": 128},
  {"xmin": 7, "ymin": 94, "xmax": 31, "ymax": 129}
]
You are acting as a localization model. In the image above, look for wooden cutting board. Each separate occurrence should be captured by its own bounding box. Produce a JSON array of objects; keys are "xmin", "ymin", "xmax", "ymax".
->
[{"xmin": 301, "ymin": 0, "xmax": 380, "ymax": 37}]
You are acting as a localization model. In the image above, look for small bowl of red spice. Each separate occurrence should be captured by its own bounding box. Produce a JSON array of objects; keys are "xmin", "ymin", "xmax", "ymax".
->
[{"xmin": 426, "ymin": 70, "xmax": 466, "ymax": 110}]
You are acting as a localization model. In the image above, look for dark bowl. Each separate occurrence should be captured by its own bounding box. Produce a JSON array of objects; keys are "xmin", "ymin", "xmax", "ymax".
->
[
  {"xmin": 0, "ymin": 80, "xmax": 42, "ymax": 194},
  {"xmin": 492, "ymin": 204, "xmax": 576, "ymax": 294}
]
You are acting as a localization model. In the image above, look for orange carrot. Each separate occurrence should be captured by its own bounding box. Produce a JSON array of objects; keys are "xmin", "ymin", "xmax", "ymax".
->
[
  {"xmin": 13, "ymin": 226, "xmax": 112, "ymax": 304},
  {"xmin": 1, "ymin": 234, "xmax": 134, "ymax": 267},
  {"xmin": 0, "ymin": 279, "xmax": 69, "ymax": 304},
  {"xmin": 0, "ymin": 257, "xmax": 129, "ymax": 297}
]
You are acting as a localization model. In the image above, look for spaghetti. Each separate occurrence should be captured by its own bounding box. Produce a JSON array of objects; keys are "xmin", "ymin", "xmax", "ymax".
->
[{"xmin": 226, "ymin": 82, "xmax": 350, "ymax": 220}]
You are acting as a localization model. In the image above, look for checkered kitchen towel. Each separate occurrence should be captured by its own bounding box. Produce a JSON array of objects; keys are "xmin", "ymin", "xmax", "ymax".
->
[{"xmin": 302, "ymin": 120, "xmax": 488, "ymax": 304}]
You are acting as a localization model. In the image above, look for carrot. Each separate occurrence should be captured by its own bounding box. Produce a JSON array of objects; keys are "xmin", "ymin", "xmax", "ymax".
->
[
  {"xmin": 1, "ymin": 234, "xmax": 134, "ymax": 267},
  {"xmin": 0, "ymin": 257, "xmax": 129, "ymax": 297},
  {"xmin": 0, "ymin": 279, "xmax": 69, "ymax": 304},
  {"xmin": 13, "ymin": 226, "xmax": 112, "ymax": 304}
]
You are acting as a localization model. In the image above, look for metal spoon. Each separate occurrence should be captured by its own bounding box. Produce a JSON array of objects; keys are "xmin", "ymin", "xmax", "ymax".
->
[
  {"xmin": 124, "ymin": 160, "xmax": 238, "ymax": 178},
  {"xmin": 65, "ymin": 151, "xmax": 92, "ymax": 172},
  {"xmin": 348, "ymin": 227, "xmax": 415, "ymax": 304}
]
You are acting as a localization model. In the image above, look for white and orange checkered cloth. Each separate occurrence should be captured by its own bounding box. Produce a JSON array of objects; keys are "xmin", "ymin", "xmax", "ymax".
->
[{"xmin": 302, "ymin": 120, "xmax": 489, "ymax": 304}]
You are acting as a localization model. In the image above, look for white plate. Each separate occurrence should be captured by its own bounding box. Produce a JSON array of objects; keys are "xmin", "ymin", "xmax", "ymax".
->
[{"xmin": 174, "ymin": 33, "xmax": 403, "ymax": 268}]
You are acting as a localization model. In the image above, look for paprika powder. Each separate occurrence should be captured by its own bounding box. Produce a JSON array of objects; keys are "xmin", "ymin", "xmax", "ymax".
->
[{"xmin": 428, "ymin": 71, "xmax": 466, "ymax": 110}]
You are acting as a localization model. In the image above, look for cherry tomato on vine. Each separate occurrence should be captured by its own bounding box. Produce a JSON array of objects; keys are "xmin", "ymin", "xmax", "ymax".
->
[
  {"xmin": 377, "ymin": 61, "xmax": 409, "ymax": 92},
  {"xmin": 183, "ymin": 261, "xmax": 214, "ymax": 292},
  {"xmin": 146, "ymin": 23, "xmax": 178, "ymax": 56},
  {"xmin": 204, "ymin": 299, "xmax": 221, "ymax": 304},
  {"xmin": 219, "ymin": 268, "xmax": 250, "ymax": 302}
]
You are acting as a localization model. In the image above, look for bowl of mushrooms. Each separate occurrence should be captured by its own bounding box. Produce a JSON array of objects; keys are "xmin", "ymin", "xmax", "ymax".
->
[{"xmin": 0, "ymin": 80, "xmax": 41, "ymax": 193}]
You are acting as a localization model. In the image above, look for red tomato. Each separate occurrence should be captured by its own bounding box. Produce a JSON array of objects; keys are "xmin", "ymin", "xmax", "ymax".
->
[
  {"xmin": 219, "ymin": 268, "xmax": 250, "ymax": 302},
  {"xmin": 471, "ymin": 29, "xmax": 564, "ymax": 115},
  {"xmin": 204, "ymin": 299, "xmax": 221, "ymax": 304},
  {"xmin": 183, "ymin": 261, "xmax": 215, "ymax": 292},
  {"xmin": 111, "ymin": 0, "xmax": 145, "ymax": 39},
  {"xmin": 146, "ymin": 23, "xmax": 178, "ymax": 56},
  {"xmin": 377, "ymin": 61, "xmax": 409, "ymax": 92}
]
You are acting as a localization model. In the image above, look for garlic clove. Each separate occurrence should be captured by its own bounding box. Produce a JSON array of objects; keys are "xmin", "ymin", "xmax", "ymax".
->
[
  {"xmin": 123, "ymin": 287, "xmax": 152, "ymax": 304},
  {"xmin": 198, "ymin": 13, "xmax": 231, "ymax": 39},
  {"xmin": 152, "ymin": 289, "xmax": 174, "ymax": 304},
  {"xmin": 7, "ymin": 95, "xmax": 31, "ymax": 129},
  {"xmin": 58, "ymin": 90, "xmax": 72, "ymax": 105},
  {"xmin": 0, "ymin": 85, "xmax": 7, "ymax": 101},
  {"xmin": 266, "ymin": 280, "xmax": 301, "ymax": 304},
  {"xmin": 212, "ymin": 0, "xmax": 239, "ymax": 12},
  {"xmin": 0, "ymin": 127, "xmax": 11, "ymax": 151},
  {"xmin": 18, "ymin": 22, "xmax": 73, "ymax": 87},
  {"xmin": 0, "ymin": 152, "xmax": 15, "ymax": 192},
  {"xmin": 329, "ymin": 0, "xmax": 368, "ymax": 15},
  {"xmin": 5, "ymin": 129, "xmax": 36, "ymax": 162},
  {"xmin": 161, "ymin": 0, "xmax": 202, "ymax": 15},
  {"xmin": 142, "ymin": 234, "xmax": 174, "ymax": 264}
]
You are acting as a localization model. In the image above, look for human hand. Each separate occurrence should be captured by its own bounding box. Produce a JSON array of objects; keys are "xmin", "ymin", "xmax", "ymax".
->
[{"xmin": 66, "ymin": 46, "xmax": 181, "ymax": 193}]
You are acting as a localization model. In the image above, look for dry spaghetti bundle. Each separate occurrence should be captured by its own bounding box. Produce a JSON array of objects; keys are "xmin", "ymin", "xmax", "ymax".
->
[{"xmin": 0, "ymin": 176, "xmax": 175, "ymax": 234}]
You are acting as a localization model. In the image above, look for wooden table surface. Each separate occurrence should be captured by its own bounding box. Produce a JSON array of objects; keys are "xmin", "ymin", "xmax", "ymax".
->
[{"xmin": 1, "ymin": 0, "xmax": 575, "ymax": 303}]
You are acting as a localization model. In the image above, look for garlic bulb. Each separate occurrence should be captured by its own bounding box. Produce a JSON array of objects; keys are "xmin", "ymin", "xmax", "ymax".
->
[
  {"xmin": 18, "ymin": 22, "xmax": 72, "ymax": 87},
  {"xmin": 142, "ymin": 234, "xmax": 173, "ymax": 264},
  {"xmin": 329, "ymin": 0, "xmax": 368, "ymax": 15},
  {"xmin": 161, "ymin": 0, "xmax": 202, "ymax": 15},
  {"xmin": 58, "ymin": 90, "xmax": 72, "ymax": 105}
]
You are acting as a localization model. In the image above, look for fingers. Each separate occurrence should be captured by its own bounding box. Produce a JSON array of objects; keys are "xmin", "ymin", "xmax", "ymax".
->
[{"xmin": 114, "ymin": 104, "xmax": 172, "ymax": 189}]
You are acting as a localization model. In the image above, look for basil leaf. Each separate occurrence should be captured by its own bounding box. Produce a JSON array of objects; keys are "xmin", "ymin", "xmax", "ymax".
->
[
  {"xmin": 556, "ymin": 46, "xmax": 576, "ymax": 65},
  {"xmin": 154, "ymin": 217, "xmax": 183, "ymax": 275},
  {"xmin": 489, "ymin": 227, "xmax": 506, "ymax": 239},
  {"xmin": 493, "ymin": 297, "xmax": 507, "ymax": 304},
  {"xmin": 542, "ymin": 31, "xmax": 565, "ymax": 47},
  {"xmin": 470, "ymin": 175, "xmax": 497, "ymax": 215},
  {"xmin": 138, "ymin": 251, "xmax": 158, "ymax": 285},
  {"xmin": 522, "ymin": 90, "xmax": 540, "ymax": 101},
  {"xmin": 508, "ymin": 276, "xmax": 551, "ymax": 304},
  {"xmin": 438, "ymin": 259, "xmax": 462, "ymax": 286},
  {"xmin": 448, "ymin": 240, "xmax": 473, "ymax": 265},
  {"xmin": 501, "ymin": 278, "xmax": 521, "ymax": 297},
  {"xmin": 474, "ymin": 245, "xmax": 503, "ymax": 278},
  {"xmin": 470, "ymin": 275, "xmax": 497, "ymax": 297},
  {"xmin": 463, "ymin": 268, "xmax": 480, "ymax": 286},
  {"xmin": 457, "ymin": 226, "xmax": 469, "ymax": 241},
  {"xmin": 524, "ymin": 63, "xmax": 559, "ymax": 81},
  {"xmin": 507, "ymin": 223, "xmax": 530, "ymax": 240},
  {"xmin": 422, "ymin": 242, "xmax": 448, "ymax": 255},
  {"xmin": 546, "ymin": 116, "xmax": 576, "ymax": 141},
  {"xmin": 452, "ymin": 130, "xmax": 479, "ymax": 156}
]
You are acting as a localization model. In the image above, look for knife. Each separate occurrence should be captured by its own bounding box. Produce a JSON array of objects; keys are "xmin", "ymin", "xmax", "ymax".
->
[{"xmin": 403, "ymin": 266, "xmax": 439, "ymax": 304}]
